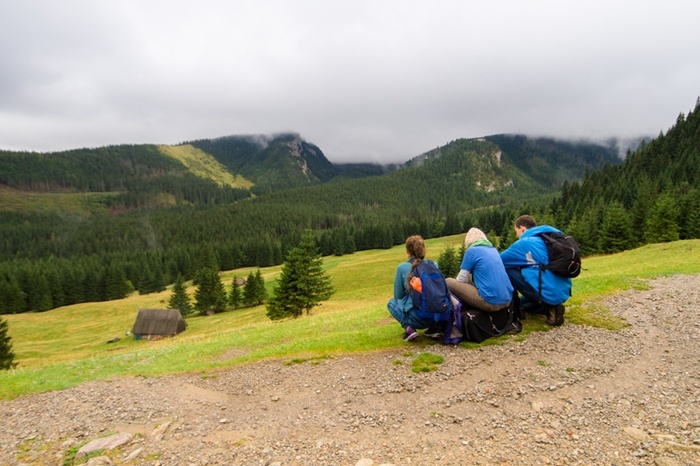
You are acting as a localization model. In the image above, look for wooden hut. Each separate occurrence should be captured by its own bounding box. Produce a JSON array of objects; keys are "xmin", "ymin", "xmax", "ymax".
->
[{"xmin": 131, "ymin": 309, "xmax": 186, "ymax": 340}]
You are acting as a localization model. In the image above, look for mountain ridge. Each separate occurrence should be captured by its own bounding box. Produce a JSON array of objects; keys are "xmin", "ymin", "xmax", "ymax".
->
[{"xmin": 0, "ymin": 132, "xmax": 623, "ymax": 217}]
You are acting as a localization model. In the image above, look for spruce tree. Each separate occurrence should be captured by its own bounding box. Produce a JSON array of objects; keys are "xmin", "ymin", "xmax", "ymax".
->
[
  {"xmin": 102, "ymin": 263, "xmax": 130, "ymax": 301},
  {"xmin": 645, "ymin": 193, "xmax": 680, "ymax": 243},
  {"xmin": 229, "ymin": 276, "xmax": 242, "ymax": 308},
  {"xmin": 266, "ymin": 230, "xmax": 334, "ymax": 320},
  {"xmin": 437, "ymin": 246, "xmax": 459, "ymax": 279},
  {"xmin": 27, "ymin": 271, "xmax": 52, "ymax": 312},
  {"xmin": 168, "ymin": 274, "xmax": 193, "ymax": 317},
  {"xmin": 242, "ymin": 271, "xmax": 258, "ymax": 307},
  {"xmin": 194, "ymin": 268, "xmax": 227, "ymax": 315},
  {"xmin": 598, "ymin": 202, "xmax": 634, "ymax": 253},
  {"xmin": 5, "ymin": 278, "xmax": 26, "ymax": 314},
  {"xmin": 194, "ymin": 244, "xmax": 219, "ymax": 275},
  {"xmin": 253, "ymin": 269, "xmax": 267, "ymax": 305},
  {"xmin": 0, "ymin": 317, "xmax": 17, "ymax": 370}
]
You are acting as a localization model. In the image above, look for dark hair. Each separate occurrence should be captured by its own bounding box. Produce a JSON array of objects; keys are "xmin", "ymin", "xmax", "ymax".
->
[{"xmin": 515, "ymin": 215, "xmax": 537, "ymax": 229}]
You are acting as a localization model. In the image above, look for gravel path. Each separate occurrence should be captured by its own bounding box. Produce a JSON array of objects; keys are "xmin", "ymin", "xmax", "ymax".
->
[{"xmin": 1, "ymin": 275, "xmax": 699, "ymax": 466}]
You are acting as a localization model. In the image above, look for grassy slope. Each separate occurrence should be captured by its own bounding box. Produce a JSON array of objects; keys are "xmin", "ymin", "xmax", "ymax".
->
[
  {"xmin": 0, "ymin": 144, "xmax": 253, "ymax": 215},
  {"xmin": 158, "ymin": 144, "xmax": 253, "ymax": 189},
  {"xmin": 0, "ymin": 185, "xmax": 114, "ymax": 215},
  {"xmin": 1, "ymin": 238, "xmax": 698, "ymax": 400}
]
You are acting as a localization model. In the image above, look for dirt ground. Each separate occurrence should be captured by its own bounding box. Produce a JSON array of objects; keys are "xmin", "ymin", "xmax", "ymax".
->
[{"xmin": 1, "ymin": 275, "xmax": 699, "ymax": 466}]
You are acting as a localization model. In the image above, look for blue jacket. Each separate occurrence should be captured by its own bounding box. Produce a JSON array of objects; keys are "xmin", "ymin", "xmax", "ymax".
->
[{"xmin": 500, "ymin": 225, "xmax": 572, "ymax": 305}]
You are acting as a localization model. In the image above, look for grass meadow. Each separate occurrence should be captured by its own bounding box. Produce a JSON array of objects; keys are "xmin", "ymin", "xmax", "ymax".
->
[{"xmin": 2, "ymin": 236, "xmax": 698, "ymax": 400}]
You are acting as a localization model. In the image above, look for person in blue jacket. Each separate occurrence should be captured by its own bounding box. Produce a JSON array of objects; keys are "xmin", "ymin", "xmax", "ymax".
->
[
  {"xmin": 500, "ymin": 215, "xmax": 571, "ymax": 326},
  {"xmin": 387, "ymin": 235, "xmax": 439, "ymax": 341},
  {"xmin": 446, "ymin": 227, "xmax": 513, "ymax": 312}
]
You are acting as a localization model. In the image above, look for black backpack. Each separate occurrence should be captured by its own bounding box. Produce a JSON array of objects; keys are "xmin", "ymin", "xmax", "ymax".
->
[
  {"xmin": 461, "ymin": 300, "xmax": 521, "ymax": 343},
  {"xmin": 538, "ymin": 232, "xmax": 582, "ymax": 278},
  {"xmin": 408, "ymin": 260, "xmax": 453, "ymax": 322}
]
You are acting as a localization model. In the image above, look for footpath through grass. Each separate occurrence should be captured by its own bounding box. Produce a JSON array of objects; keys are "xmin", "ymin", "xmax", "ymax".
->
[{"xmin": 1, "ymin": 238, "xmax": 698, "ymax": 400}]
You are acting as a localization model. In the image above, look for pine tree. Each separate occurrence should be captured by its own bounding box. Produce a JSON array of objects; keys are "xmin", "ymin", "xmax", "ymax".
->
[
  {"xmin": 194, "ymin": 243, "xmax": 219, "ymax": 275},
  {"xmin": 242, "ymin": 271, "xmax": 258, "ymax": 307},
  {"xmin": 168, "ymin": 274, "xmax": 193, "ymax": 317},
  {"xmin": 266, "ymin": 230, "xmax": 334, "ymax": 320},
  {"xmin": 102, "ymin": 263, "xmax": 130, "ymax": 301},
  {"xmin": 229, "ymin": 276, "xmax": 242, "ymax": 308},
  {"xmin": 0, "ymin": 317, "xmax": 17, "ymax": 370},
  {"xmin": 457, "ymin": 242, "xmax": 467, "ymax": 261},
  {"xmin": 253, "ymin": 269, "xmax": 267, "ymax": 305},
  {"xmin": 194, "ymin": 268, "xmax": 227, "ymax": 315},
  {"xmin": 485, "ymin": 230, "xmax": 501, "ymax": 250},
  {"xmin": 566, "ymin": 207, "xmax": 600, "ymax": 256},
  {"xmin": 437, "ymin": 246, "xmax": 459, "ymax": 279},
  {"xmin": 645, "ymin": 192, "xmax": 681, "ymax": 243},
  {"xmin": 598, "ymin": 202, "xmax": 634, "ymax": 253},
  {"xmin": 27, "ymin": 271, "xmax": 52, "ymax": 312},
  {"xmin": 5, "ymin": 277, "xmax": 26, "ymax": 314},
  {"xmin": 681, "ymin": 188, "xmax": 700, "ymax": 239}
]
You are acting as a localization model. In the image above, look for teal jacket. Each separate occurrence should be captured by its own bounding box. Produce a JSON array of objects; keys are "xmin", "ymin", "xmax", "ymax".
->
[{"xmin": 393, "ymin": 258, "xmax": 440, "ymax": 312}]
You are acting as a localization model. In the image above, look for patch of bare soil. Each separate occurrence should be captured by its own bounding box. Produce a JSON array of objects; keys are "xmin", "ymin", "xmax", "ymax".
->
[{"xmin": 1, "ymin": 275, "xmax": 699, "ymax": 465}]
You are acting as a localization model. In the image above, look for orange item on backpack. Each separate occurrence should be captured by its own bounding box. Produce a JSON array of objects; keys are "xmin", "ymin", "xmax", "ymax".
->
[{"xmin": 409, "ymin": 276, "xmax": 422, "ymax": 293}]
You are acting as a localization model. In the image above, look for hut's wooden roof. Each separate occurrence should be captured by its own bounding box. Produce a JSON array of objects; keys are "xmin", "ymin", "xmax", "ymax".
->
[{"xmin": 131, "ymin": 309, "xmax": 186, "ymax": 336}]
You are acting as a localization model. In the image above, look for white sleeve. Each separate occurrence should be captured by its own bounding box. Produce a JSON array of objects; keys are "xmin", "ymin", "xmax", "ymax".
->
[{"xmin": 456, "ymin": 269, "xmax": 471, "ymax": 283}]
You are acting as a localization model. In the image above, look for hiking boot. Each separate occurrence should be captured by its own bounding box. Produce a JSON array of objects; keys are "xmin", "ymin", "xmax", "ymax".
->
[
  {"xmin": 504, "ymin": 320, "xmax": 523, "ymax": 335},
  {"xmin": 545, "ymin": 304, "xmax": 565, "ymax": 326},
  {"xmin": 403, "ymin": 326, "xmax": 419, "ymax": 341},
  {"xmin": 424, "ymin": 327, "xmax": 442, "ymax": 339}
]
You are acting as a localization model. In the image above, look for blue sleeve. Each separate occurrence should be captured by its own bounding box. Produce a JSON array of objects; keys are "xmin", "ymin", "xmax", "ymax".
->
[
  {"xmin": 460, "ymin": 249, "xmax": 476, "ymax": 271},
  {"xmin": 393, "ymin": 262, "xmax": 409, "ymax": 300},
  {"xmin": 500, "ymin": 240, "xmax": 531, "ymax": 268}
]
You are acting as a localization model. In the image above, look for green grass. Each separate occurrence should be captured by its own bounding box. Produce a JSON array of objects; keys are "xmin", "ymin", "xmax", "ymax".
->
[
  {"xmin": 1, "ymin": 237, "xmax": 698, "ymax": 400},
  {"xmin": 0, "ymin": 185, "xmax": 113, "ymax": 215},
  {"xmin": 158, "ymin": 144, "xmax": 253, "ymax": 189},
  {"xmin": 411, "ymin": 352, "xmax": 444, "ymax": 373}
]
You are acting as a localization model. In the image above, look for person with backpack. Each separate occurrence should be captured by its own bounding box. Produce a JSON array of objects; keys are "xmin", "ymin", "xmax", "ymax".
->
[
  {"xmin": 387, "ymin": 235, "xmax": 447, "ymax": 341},
  {"xmin": 500, "ymin": 215, "xmax": 572, "ymax": 326},
  {"xmin": 446, "ymin": 227, "xmax": 514, "ymax": 312}
]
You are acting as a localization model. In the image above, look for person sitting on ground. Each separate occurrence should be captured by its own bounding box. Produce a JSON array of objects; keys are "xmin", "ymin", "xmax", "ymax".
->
[
  {"xmin": 499, "ymin": 215, "xmax": 571, "ymax": 326},
  {"xmin": 446, "ymin": 227, "xmax": 513, "ymax": 312},
  {"xmin": 387, "ymin": 235, "xmax": 441, "ymax": 341}
]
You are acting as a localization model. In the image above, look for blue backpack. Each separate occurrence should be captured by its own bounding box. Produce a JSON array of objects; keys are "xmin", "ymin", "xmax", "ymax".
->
[{"xmin": 408, "ymin": 260, "xmax": 453, "ymax": 322}]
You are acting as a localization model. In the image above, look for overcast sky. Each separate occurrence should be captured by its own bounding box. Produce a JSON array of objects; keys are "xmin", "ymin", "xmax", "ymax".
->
[{"xmin": 1, "ymin": 1, "xmax": 698, "ymax": 163}]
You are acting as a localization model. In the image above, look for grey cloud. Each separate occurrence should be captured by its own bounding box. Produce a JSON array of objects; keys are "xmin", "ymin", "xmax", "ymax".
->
[{"xmin": 1, "ymin": 0, "xmax": 699, "ymax": 163}]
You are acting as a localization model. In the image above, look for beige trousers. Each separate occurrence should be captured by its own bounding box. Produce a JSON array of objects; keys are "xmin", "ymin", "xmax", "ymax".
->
[{"xmin": 446, "ymin": 278, "xmax": 509, "ymax": 312}]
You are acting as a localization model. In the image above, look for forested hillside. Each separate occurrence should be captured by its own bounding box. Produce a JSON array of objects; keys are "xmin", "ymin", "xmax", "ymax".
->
[
  {"xmin": 485, "ymin": 134, "xmax": 623, "ymax": 188},
  {"xmin": 0, "ymin": 127, "xmax": 637, "ymax": 314},
  {"xmin": 547, "ymin": 100, "xmax": 700, "ymax": 256},
  {"xmin": 187, "ymin": 133, "xmax": 339, "ymax": 194},
  {"xmin": 0, "ymin": 144, "xmax": 252, "ymax": 210}
]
